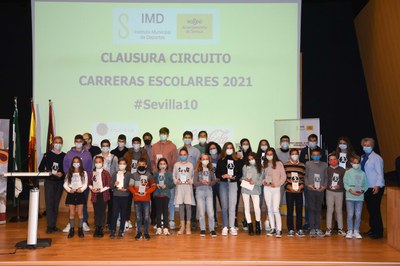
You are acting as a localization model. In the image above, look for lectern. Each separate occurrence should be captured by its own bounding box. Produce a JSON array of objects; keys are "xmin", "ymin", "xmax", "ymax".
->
[{"xmin": 4, "ymin": 172, "xmax": 52, "ymax": 249}]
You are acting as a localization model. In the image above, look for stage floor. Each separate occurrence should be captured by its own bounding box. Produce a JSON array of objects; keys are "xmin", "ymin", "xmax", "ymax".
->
[{"xmin": 1, "ymin": 206, "xmax": 400, "ymax": 266}]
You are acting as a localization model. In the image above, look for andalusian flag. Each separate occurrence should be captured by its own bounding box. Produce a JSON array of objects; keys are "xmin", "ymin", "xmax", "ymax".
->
[
  {"xmin": 11, "ymin": 98, "xmax": 22, "ymax": 199},
  {"xmin": 46, "ymin": 100, "xmax": 54, "ymax": 153},
  {"xmin": 28, "ymin": 100, "xmax": 37, "ymax": 172}
]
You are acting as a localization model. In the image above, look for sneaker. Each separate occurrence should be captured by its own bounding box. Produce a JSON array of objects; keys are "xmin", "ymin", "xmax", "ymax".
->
[
  {"xmin": 135, "ymin": 232, "xmax": 142, "ymax": 240},
  {"xmin": 267, "ymin": 229, "xmax": 276, "ymax": 236},
  {"xmin": 242, "ymin": 220, "xmax": 248, "ymax": 231},
  {"xmin": 109, "ymin": 231, "xmax": 115, "ymax": 239},
  {"xmin": 153, "ymin": 224, "xmax": 158, "ymax": 230},
  {"xmin": 303, "ymin": 223, "xmax": 310, "ymax": 232},
  {"xmin": 338, "ymin": 229, "xmax": 346, "ymax": 236},
  {"xmin": 354, "ymin": 230, "xmax": 362, "ymax": 239},
  {"xmin": 62, "ymin": 223, "xmax": 70, "ymax": 233},
  {"xmin": 117, "ymin": 230, "xmax": 124, "ymax": 239},
  {"xmin": 124, "ymin": 221, "xmax": 130, "ymax": 232},
  {"xmin": 169, "ymin": 220, "xmax": 176, "ymax": 230},
  {"xmin": 155, "ymin": 228, "xmax": 162, "ymax": 235},
  {"xmin": 276, "ymin": 230, "xmax": 282, "ymax": 238},
  {"xmin": 296, "ymin": 230, "xmax": 305, "ymax": 238},
  {"xmin": 264, "ymin": 220, "xmax": 270, "ymax": 232},
  {"xmin": 310, "ymin": 229, "xmax": 317, "ymax": 238},
  {"xmin": 325, "ymin": 228, "xmax": 332, "ymax": 236},
  {"xmin": 163, "ymin": 228, "xmax": 170, "ymax": 236},
  {"xmin": 346, "ymin": 230, "xmax": 353, "ymax": 239},
  {"xmin": 46, "ymin": 227, "xmax": 53, "ymax": 234},
  {"xmin": 288, "ymin": 230, "xmax": 295, "ymax": 237},
  {"xmin": 83, "ymin": 222, "xmax": 90, "ymax": 232},
  {"xmin": 128, "ymin": 220, "xmax": 133, "ymax": 229},
  {"xmin": 144, "ymin": 233, "xmax": 151, "ymax": 240},
  {"xmin": 221, "ymin": 227, "xmax": 228, "ymax": 236},
  {"xmin": 230, "ymin": 227, "xmax": 238, "ymax": 236},
  {"xmin": 200, "ymin": 230, "xmax": 206, "ymax": 237},
  {"xmin": 211, "ymin": 231, "xmax": 217, "ymax": 238},
  {"xmin": 316, "ymin": 229, "xmax": 325, "ymax": 237}
]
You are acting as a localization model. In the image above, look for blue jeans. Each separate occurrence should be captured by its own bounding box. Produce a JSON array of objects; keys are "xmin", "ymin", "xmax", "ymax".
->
[
  {"xmin": 219, "ymin": 182, "xmax": 237, "ymax": 228},
  {"xmin": 346, "ymin": 200, "xmax": 363, "ymax": 231},
  {"xmin": 135, "ymin": 201, "xmax": 150, "ymax": 234},
  {"xmin": 196, "ymin": 186, "xmax": 215, "ymax": 231},
  {"xmin": 168, "ymin": 188, "xmax": 175, "ymax": 223}
]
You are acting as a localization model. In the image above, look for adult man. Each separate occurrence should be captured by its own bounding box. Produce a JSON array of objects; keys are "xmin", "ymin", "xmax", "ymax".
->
[
  {"xmin": 193, "ymin": 130, "xmax": 208, "ymax": 154},
  {"xmin": 83, "ymin": 132, "xmax": 101, "ymax": 159},
  {"xmin": 111, "ymin": 134, "xmax": 129, "ymax": 159}
]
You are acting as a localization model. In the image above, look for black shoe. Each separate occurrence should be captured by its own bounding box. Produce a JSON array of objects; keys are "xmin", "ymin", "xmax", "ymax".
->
[
  {"xmin": 248, "ymin": 223, "xmax": 254, "ymax": 236},
  {"xmin": 52, "ymin": 226, "xmax": 61, "ymax": 232},
  {"xmin": 364, "ymin": 229, "xmax": 374, "ymax": 236},
  {"xmin": 67, "ymin": 228, "xmax": 75, "ymax": 238},
  {"xmin": 144, "ymin": 233, "xmax": 150, "ymax": 240},
  {"xmin": 117, "ymin": 230, "xmax": 123, "ymax": 239},
  {"xmin": 191, "ymin": 220, "xmax": 198, "ymax": 230},
  {"xmin": 242, "ymin": 220, "xmax": 248, "ymax": 231},
  {"xmin": 255, "ymin": 221, "xmax": 261, "ymax": 235},
  {"xmin": 135, "ymin": 232, "xmax": 142, "ymax": 240},
  {"xmin": 109, "ymin": 231, "xmax": 115, "ymax": 239},
  {"xmin": 371, "ymin": 234, "xmax": 383, "ymax": 239},
  {"xmin": 93, "ymin": 226, "xmax": 99, "ymax": 237},
  {"xmin": 78, "ymin": 227, "xmax": 84, "ymax": 238},
  {"xmin": 46, "ymin": 227, "xmax": 53, "ymax": 234},
  {"xmin": 211, "ymin": 231, "xmax": 217, "ymax": 237},
  {"xmin": 234, "ymin": 218, "xmax": 238, "ymax": 228},
  {"xmin": 200, "ymin": 230, "xmax": 206, "ymax": 237},
  {"xmin": 98, "ymin": 226, "xmax": 104, "ymax": 238}
]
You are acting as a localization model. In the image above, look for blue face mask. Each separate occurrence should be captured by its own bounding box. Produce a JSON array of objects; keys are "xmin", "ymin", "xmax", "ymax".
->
[
  {"xmin": 160, "ymin": 134, "xmax": 168, "ymax": 141},
  {"xmin": 338, "ymin": 144, "xmax": 347, "ymax": 150},
  {"xmin": 311, "ymin": 155, "xmax": 321, "ymax": 161},
  {"xmin": 363, "ymin": 146, "xmax": 372, "ymax": 154},
  {"xmin": 180, "ymin": 156, "xmax": 188, "ymax": 162}
]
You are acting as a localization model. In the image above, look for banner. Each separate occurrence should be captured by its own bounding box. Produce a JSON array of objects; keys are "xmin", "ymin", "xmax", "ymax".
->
[
  {"xmin": 0, "ymin": 119, "xmax": 10, "ymax": 224},
  {"xmin": 274, "ymin": 118, "xmax": 321, "ymax": 149}
]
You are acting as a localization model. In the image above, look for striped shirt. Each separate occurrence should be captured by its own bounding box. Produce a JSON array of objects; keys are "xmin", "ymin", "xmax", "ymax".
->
[{"xmin": 283, "ymin": 161, "xmax": 305, "ymax": 193}]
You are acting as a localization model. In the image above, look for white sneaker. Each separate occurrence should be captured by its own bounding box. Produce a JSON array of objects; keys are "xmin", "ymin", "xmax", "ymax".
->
[
  {"xmin": 346, "ymin": 230, "xmax": 353, "ymax": 239},
  {"xmin": 128, "ymin": 220, "xmax": 133, "ymax": 229},
  {"xmin": 169, "ymin": 220, "xmax": 176, "ymax": 230},
  {"xmin": 354, "ymin": 230, "xmax": 362, "ymax": 239},
  {"xmin": 82, "ymin": 222, "xmax": 90, "ymax": 232},
  {"xmin": 264, "ymin": 220, "xmax": 270, "ymax": 232},
  {"xmin": 124, "ymin": 221, "xmax": 130, "ymax": 232},
  {"xmin": 163, "ymin": 228, "xmax": 170, "ymax": 236},
  {"xmin": 221, "ymin": 227, "xmax": 228, "ymax": 236},
  {"xmin": 155, "ymin": 228, "xmax": 162, "ymax": 235},
  {"xmin": 230, "ymin": 227, "xmax": 238, "ymax": 236},
  {"xmin": 62, "ymin": 223, "xmax": 70, "ymax": 233}
]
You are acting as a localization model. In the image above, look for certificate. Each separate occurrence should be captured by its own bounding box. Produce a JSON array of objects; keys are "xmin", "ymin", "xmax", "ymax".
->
[
  {"xmin": 240, "ymin": 180, "xmax": 254, "ymax": 191},
  {"xmin": 116, "ymin": 172, "xmax": 124, "ymax": 188},
  {"xmin": 314, "ymin": 174, "xmax": 321, "ymax": 189}
]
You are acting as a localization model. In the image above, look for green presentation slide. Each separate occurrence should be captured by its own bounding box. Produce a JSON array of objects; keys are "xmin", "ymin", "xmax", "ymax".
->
[{"xmin": 33, "ymin": 0, "xmax": 300, "ymax": 151}]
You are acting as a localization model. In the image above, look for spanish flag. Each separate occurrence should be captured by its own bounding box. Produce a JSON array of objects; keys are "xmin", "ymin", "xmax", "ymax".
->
[
  {"xmin": 28, "ymin": 100, "xmax": 37, "ymax": 172},
  {"xmin": 46, "ymin": 100, "xmax": 55, "ymax": 153}
]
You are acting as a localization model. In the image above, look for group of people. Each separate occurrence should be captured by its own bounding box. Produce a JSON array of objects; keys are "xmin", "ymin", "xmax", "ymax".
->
[{"xmin": 39, "ymin": 128, "xmax": 385, "ymax": 241}]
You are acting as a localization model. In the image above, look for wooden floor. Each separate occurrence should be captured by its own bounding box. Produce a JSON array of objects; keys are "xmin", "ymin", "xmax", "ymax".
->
[{"xmin": 1, "ymin": 202, "xmax": 400, "ymax": 266}]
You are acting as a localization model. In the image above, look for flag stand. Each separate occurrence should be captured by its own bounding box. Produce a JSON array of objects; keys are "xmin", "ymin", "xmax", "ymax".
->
[{"xmin": 9, "ymin": 194, "xmax": 27, "ymax": 223}]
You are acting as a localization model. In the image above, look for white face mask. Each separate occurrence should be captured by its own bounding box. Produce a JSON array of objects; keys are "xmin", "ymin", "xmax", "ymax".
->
[
  {"xmin": 242, "ymin": 145, "xmax": 249, "ymax": 151},
  {"xmin": 75, "ymin": 142, "xmax": 83, "ymax": 149},
  {"xmin": 352, "ymin": 163, "xmax": 360, "ymax": 169},
  {"xmin": 54, "ymin": 143, "xmax": 62, "ymax": 151},
  {"xmin": 118, "ymin": 142, "xmax": 125, "ymax": 148},
  {"xmin": 73, "ymin": 163, "xmax": 80, "ymax": 169},
  {"xmin": 261, "ymin": 145, "xmax": 268, "ymax": 151},
  {"xmin": 249, "ymin": 159, "xmax": 256, "ymax": 165},
  {"xmin": 266, "ymin": 155, "xmax": 273, "ymax": 161},
  {"xmin": 119, "ymin": 164, "xmax": 127, "ymax": 171},
  {"xmin": 226, "ymin": 149, "xmax": 233, "ymax": 156},
  {"xmin": 101, "ymin": 147, "xmax": 110, "ymax": 153},
  {"xmin": 199, "ymin": 138, "xmax": 207, "ymax": 144},
  {"xmin": 281, "ymin": 141, "xmax": 289, "ymax": 149},
  {"xmin": 291, "ymin": 154, "xmax": 299, "ymax": 161},
  {"xmin": 202, "ymin": 160, "xmax": 209, "ymax": 166},
  {"xmin": 132, "ymin": 143, "xmax": 140, "ymax": 150},
  {"xmin": 95, "ymin": 163, "xmax": 103, "ymax": 169}
]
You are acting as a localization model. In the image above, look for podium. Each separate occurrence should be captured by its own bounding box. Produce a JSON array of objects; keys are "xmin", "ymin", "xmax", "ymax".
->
[{"xmin": 4, "ymin": 172, "xmax": 52, "ymax": 249}]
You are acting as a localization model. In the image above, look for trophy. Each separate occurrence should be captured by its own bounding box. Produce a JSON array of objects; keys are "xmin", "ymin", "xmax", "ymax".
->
[
  {"xmin": 158, "ymin": 174, "xmax": 165, "ymax": 187},
  {"xmin": 291, "ymin": 172, "xmax": 299, "ymax": 191},
  {"xmin": 314, "ymin": 174, "xmax": 321, "ymax": 190},
  {"xmin": 331, "ymin": 173, "xmax": 339, "ymax": 190}
]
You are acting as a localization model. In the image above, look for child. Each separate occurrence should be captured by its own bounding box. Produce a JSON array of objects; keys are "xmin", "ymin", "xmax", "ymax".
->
[
  {"xmin": 129, "ymin": 158, "xmax": 156, "ymax": 240},
  {"xmin": 304, "ymin": 148, "xmax": 328, "ymax": 237},
  {"xmin": 344, "ymin": 155, "xmax": 368, "ymax": 239},
  {"xmin": 63, "ymin": 156, "xmax": 88, "ymax": 238},
  {"xmin": 262, "ymin": 148, "xmax": 286, "ymax": 238},
  {"xmin": 194, "ymin": 154, "xmax": 217, "ymax": 237},
  {"xmin": 153, "ymin": 158, "xmax": 174, "ymax": 236},
  {"xmin": 88, "ymin": 156, "xmax": 111, "ymax": 238},
  {"xmin": 325, "ymin": 153, "xmax": 346, "ymax": 236},
  {"xmin": 283, "ymin": 149, "xmax": 306, "ymax": 237},
  {"xmin": 109, "ymin": 157, "xmax": 132, "ymax": 239},
  {"xmin": 241, "ymin": 152, "xmax": 262, "ymax": 236},
  {"xmin": 173, "ymin": 147, "xmax": 195, "ymax": 235}
]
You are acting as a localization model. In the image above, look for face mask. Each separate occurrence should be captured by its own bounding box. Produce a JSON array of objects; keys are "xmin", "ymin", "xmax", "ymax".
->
[
  {"xmin": 119, "ymin": 164, "xmax": 127, "ymax": 171},
  {"xmin": 226, "ymin": 149, "xmax": 233, "ymax": 156},
  {"xmin": 101, "ymin": 147, "xmax": 110, "ymax": 153},
  {"xmin": 159, "ymin": 165, "xmax": 166, "ymax": 170},
  {"xmin": 132, "ymin": 144, "xmax": 140, "ymax": 150},
  {"xmin": 281, "ymin": 141, "xmax": 289, "ymax": 149},
  {"xmin": 54, "ymin": 143, "xmax": 62, "ymax": 151},
  {"xmin": 202, "ymin": 160, "xmax": 209, "ymax": 166},
  {"xmin": 210, "ymin": 149, "xmax": 217, "ymax": 155},
  {"xmin": 291, "ymin": 154, "xmax": 299, "ymax": 161},
  {"xmin": 339, "ymin": 144, "xmax": 347, "ymax": 150},
  {"xmin": 309, "ymin": 141, "xmax": 317, "ymax": 149},
  {"xmin": 144, "ymin": 139, "xmax": 151, "ymax": 146},
  {"xmin": 75, "ymin": 142, "xmax": 83, "ymax": 149},
  {"xmin": 330, "ymin": 159, "xmax": 338, "ymax": 167},
  {"xmin": 363, "ymin": 146, "xmax": 372, "ymax": 154},
  {"xmin": 180, "ymin": 156, "xmax": 188, "ymax": 162},
  {"xmin": 73, "ymin": 163, "xmax": 80, "ymax": 169},
  {"xmin": 183, "ymin": 139, "xmax": 192, "ymax": 145},
  {"xmin": 160, "ymin": 134, "xmax": 168, "ymax": 141},
  {"xmin": 311, "ymin": 155, "xmax": 321, "ymax": 161},
  {"xmin": 352, "ymin": 163, "xmax": 360, "ymax": 169},
  {"xmin": 95, "ymin": 163, "xmax": 103, "ymax": 169},
  {"xmin": 266, "ymin": 155, "xmax": 273, "ymax": 161},
  {"xmin": 137, "ymin": 166, "xmax": 146, "ymax": 173},
  {"xmin": 260, "ymin": 145, "xmax": 268, "ymax": 151},
  {"xmin": 118, "ymin": 142, "xmax": 125, "ymax": 148},
  {"xmin": 249, "ymin": 159, "xmax": 256, "ymax": 165},
  {"xmin": 199, "ymin": 138, "xmax": 207, "ymax": 144},
  {"xmin": 242, "ymin": 145, "xmax": 249, "ymax": 152}
]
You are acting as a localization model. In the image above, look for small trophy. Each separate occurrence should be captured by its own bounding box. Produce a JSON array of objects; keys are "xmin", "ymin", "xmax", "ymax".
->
[
  {"xmin": 331, "ymin": 173, "xmax": 339, "ymax": 189},
  {"xmin": 180, "ymin": 168, "xmax": 187, "ymax": 184},
  {"xmin": 354, "ymin": 175, "xmax": 362, "ymax": 193},
  {"xmin": 227, "ymin": 160, "xmax": 234, "ymax": 177},
  {"xmin": 158, "ymin": 174, "xmax": 165, "ymax": 187},
  {"xmin": 291, "ymin": 172, "xmax": 299, "ymax": 191},
  {"xmin": 314, "ymin": 174, "xmax": 321, "ymax": 190},
  {"xmin": 202, "ymin": 169, "xmax": 209, "ymax": 182}
]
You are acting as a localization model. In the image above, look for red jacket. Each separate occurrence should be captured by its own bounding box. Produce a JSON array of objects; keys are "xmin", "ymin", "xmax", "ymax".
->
[{"xmin": 128, "ymin": 177, "xmax": 156, "ymax": 202}]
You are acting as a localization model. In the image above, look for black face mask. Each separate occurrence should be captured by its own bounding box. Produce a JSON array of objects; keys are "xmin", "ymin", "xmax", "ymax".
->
[
  {"xmin": 137, "ymin": 166, "xmax": 146, "ymax": 173},
  {"xmin": 144, "ymin": 139, "xmax": 152, "ymax": 145}
]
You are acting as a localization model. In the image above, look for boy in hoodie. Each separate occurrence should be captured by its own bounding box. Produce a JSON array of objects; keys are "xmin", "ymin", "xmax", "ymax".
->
[{"xmin": 129, "ymin": 158, "xmax": 156, "ymax": 240}]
